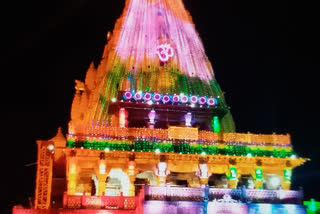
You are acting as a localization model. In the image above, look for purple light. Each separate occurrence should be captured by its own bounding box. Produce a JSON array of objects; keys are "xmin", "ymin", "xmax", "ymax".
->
[
  {"xmin": 143, "ymin": 92, "xmax": 152, "ymax": 101},
  {"xmin": 185, "ymin": 112, "xmax": 192, "ymax": 127},
  {"xmin": 133, "ymin": 92, "xmax": 142, "ymax": 101},
  {"xmin": 207, "ymin": 97, "xmax": 215, "ymax": 106},
  {"xmin": 148, "ymin": 110, "xmax": 156, "ymax": 125},
  {"xmin": 180, "ymin": 95, "xmax": 188, "ymax": 103},
  {"xmin": 162, "ymin": 95, "xmax": 170, "ymax": 104},
  {"xmin": 172, "ymin": 95, "xmax": 180, "ymax": 103},
  {"xmin": 123, "ymin": 91, "xmax": 133, "ymax": 100},
  {"xmin": 198, "ymin": 96, "xmax": 207, "ymax": 105},
  {"xmin": 190, "ymin": 95, "xmax": 198, "ymax": 104},
  {"xmin": 153, "ymin": 93, "xmax": 161, "ymax": 102}
]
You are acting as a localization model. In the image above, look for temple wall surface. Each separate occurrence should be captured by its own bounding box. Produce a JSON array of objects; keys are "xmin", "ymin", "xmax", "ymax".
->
[{"xmin": 143, "ymin": 201, "xmax": 206, "ymax": 214}]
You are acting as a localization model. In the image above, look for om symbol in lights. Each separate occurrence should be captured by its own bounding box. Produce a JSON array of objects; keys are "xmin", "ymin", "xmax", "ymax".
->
[{"xmin": 156, "ymin": 44, "xmax": 174, "ymax": 62}]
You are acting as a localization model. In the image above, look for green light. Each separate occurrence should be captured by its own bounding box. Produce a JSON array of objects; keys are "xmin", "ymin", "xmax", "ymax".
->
[
  {"xmin": 255, "ymin": 167, "xmax": 263, "ymax": 180},
  {"xmin": 211, "ymin": 116, "xmax": 221, "ymax": 133},
  {"xmin": 304, "ymin": 199, "xmax": 320, "ymax": 214},
  {"xmin": 284, "ymin": 168, "xmax": 292, "ymax": 181},
  {"xmin": 228, "ymin": 166, "xmax": 237, "ymax": 180},
  {"xmin": 67, "ymin": 139, "xmax": 294, "ymax": 158}
]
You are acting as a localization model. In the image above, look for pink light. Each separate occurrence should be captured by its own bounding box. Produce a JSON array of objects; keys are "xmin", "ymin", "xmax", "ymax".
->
[
  {"xmin": 172, "ymin": 94, "xmax": 180, "ymax": 103},
  {"xmin": 207, "ymin": 97, "xmax": 215, "ymax": 106},
  {"xmin": 133, "ymin": 92, "xmax": 142, "ymax": 101},
  {"xmin": 156, "ymin": 44, "xmax": 174, "ymax": 62},
  {"xmin": 198, "ymin": 96, "xmax": 207, "ymax": 105},
  {"xmin": 114, "ymin": 0, "xmax": 215, "ymax": 82},
  {"xmin": 123, "ymin": 91, "xmax": 133, "ymax": 100},
  {"xmin": 190, "ymin": 95, "xmax": 198, "ymax": 104},
  {"xmin": 153, "ymin": 93, "xmax": 162, "ymax": 102},
  {"xmin": 143, "ymin": 92, "xmax": 152, "ymax": 101},
  {"xmin": 162, "ymin": 95, "xmax": 170, "ymax": 104},
  {"xmin": 148, "ymin": 110, "xmax": 156, "ymax": 124},
  {"xmin": 180, "ymin": 94, "xmax": 188, "ymax": 103}
]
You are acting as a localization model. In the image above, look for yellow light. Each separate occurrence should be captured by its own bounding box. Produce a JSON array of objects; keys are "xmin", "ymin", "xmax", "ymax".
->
[
  {"xmin": 47, "ymin": 144, "xmax": 54, "ymax": 151},
  {"xmin": 99, "ymin": 163, "xmax": 106, "ymax": 174},
  {"xmin": 104, "ymin": 148, "xmax": 110, "ymax": 152},
  {"xmin": 155, "ymin": 148, "xmax": 160, "ymax": 154},
  {"xmin": 111, "ymin": 97, "xmax": 117, "ymax": 102}
]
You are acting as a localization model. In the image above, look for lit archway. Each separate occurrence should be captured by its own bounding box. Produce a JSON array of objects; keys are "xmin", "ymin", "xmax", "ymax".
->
[
  {"xmin": 105, "ymin": 169, "xmax": 130, "ymax": 196},
  {"xmin": 136, "ymin": 171, "xmax": 157, "ymax": 186}
]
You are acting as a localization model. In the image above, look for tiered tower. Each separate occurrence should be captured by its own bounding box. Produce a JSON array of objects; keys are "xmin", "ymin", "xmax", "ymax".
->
[{"xmin": 13, "ymin": 0, "xmax": 308, "ymax": 214}]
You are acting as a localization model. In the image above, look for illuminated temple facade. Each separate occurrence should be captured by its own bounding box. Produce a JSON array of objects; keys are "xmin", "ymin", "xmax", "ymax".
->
[{"xmin": 14, "ymin": 0, "xmax": 308, "ymax": 213}]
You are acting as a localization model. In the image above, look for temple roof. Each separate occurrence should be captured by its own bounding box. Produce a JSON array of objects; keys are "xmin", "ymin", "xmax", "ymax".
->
[{"xmin": 69, "ymin": 0, "xmax": 235, "ymax": 132}]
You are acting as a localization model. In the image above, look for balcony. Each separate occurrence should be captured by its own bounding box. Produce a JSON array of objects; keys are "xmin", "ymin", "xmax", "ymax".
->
[{"xmin": 145, "ymin": 185, "xmax": 303, "ymax": 204}]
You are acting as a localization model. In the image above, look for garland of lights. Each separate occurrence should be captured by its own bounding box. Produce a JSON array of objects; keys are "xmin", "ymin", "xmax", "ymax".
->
[
  {"xmin": 67, "ymin": 140, "xmax": 293, "ymax": 158},
  {"xmin": 122, "ymin": 90, "xmax": 218, "ymax": 106}
]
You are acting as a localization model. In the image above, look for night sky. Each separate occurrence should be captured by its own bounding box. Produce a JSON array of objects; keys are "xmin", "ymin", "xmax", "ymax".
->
[{"xmin": 2, "ymin": 0, "xmax": 319, "ymax": 213}]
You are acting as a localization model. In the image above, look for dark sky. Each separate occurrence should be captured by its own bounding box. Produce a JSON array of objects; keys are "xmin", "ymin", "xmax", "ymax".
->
[{"xmin": 2, "ymin": 0, "xmax": 319, "ymax": 213}]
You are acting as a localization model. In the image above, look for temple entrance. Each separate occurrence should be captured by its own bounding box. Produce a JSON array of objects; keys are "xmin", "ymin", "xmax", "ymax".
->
[
  {"xmin": 237, "ymin": 174, "xmax": 254, "ymax": 189},
  {"xmin": 264, "ymin": 174, "xmax": 281, "ymax": 190},
  {"xmin": 208, "ymin": 174, "xmax": 228, "ymax": 188},
  {"xmin": 105, "ymin": 169, "xmax": 130, "ymax": 196},
  {"xmin": 166, "ymin": 172, "xmax": 200, "ymax": 187},
  {"xmin": 135, "ymin": 171, "xmax": 157, "ymax": 186}
]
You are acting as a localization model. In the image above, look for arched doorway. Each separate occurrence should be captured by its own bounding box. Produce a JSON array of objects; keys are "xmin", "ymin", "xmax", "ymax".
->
[
  {"xmin": 237, "ymin": 174, "xmax": 254, "ymax": 189},
  {"xmin": 135, "ymin": 171, "xmax": 157, "ymax": 186},
  {"xmin": 208, "ymin": 174, "xmax": 228, "ymax": 188},
  {"xmin": 105, "ymin": 169, "xmax": 130, "ymax": 196}
]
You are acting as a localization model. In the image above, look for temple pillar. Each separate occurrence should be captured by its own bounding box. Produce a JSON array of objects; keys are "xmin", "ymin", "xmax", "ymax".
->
[
  {"xmin": 282, "ymin": 168, "xmax": 292, "ymax": 190},
  {"xmin": 96, "ymin": 153, "xmax": 107, "ymax": 196},
  {"xmin": 227, "ymin": 165, "xmax": 238, "ymax": 189},
  {"xmin": 119, "ymin": 108, "xmax": 128, "ymax": 128},
  {"xmin": 156, "ymin": 161, "xmax": 169, "ymax": 186},
  {"xmin": 254, "ymin": 166, "xmax": 263, "ymax": 189},
  {"xmin": 97, "ymin": 173, "xmax": 108, "ymax": 196},
  {"xmin": 199, "ymin": 163, "xmax": 209, "ymax": 187},
  {"xmin": 67, "ymin": 156, "xmax": 77, "ymax": 195},
  {"xmin": 127, "ymin": 160, "xmax": 136, "ymax": 196}
]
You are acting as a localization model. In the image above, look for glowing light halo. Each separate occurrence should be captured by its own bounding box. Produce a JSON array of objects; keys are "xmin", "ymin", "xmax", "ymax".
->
[
  {"xmin": 123, "ymin": 91, "xmax": 133, "ymax": 100},
  {"xmin": 172, "ymin": 94, "xmax": 180, "ymax": 103},
  {"xmin": 133, "ymin": 92, "xmax": 142, "ymax": 101},
  {"xmin": 198, "ymin": 96, "xmax": 207, "ymax": 105},
  {"xmin": 162, "ymin": 95, "xmax": 171, "ymax": 104},
  {"xmin": 156, "ymin": 43, "xmax": 174, "ymax": 62},
  {"xmin": 207, "ymin": 97, "xmax": 215, "ymax": 106},
  {"xmin": 153, "ymin": 93, "xmax": 162, "ymax": 102},
  {"xmin": 190, "ymin": 95, "xmax": 198, "ymax": 104},
  {"xmin": 122, "ymin": 91, "xmax": 219, "ymax": 106},
  {"xmin": 143, "ymin": 92, "xmax": 152, "ymax": 101},
  {"xmin": 180, "ymin": 94, "xmax": 188, "ymax": 103}
]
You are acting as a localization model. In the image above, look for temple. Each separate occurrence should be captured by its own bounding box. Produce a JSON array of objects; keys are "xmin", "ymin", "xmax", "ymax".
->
[{"xmin": 13, "ymin": 0, "xmax": 308, "ymax": 213}]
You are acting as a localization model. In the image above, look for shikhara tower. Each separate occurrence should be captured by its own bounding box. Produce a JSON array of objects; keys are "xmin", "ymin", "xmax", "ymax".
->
[{"xmin": 13, "ymin": 0, "xmax": 308, "ymax": 214}]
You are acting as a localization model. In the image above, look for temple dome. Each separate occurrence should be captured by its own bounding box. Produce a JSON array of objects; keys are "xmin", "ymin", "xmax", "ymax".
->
[{"xmin": 70, "ymin": 0, "xmax": 235, "ymax": 132}]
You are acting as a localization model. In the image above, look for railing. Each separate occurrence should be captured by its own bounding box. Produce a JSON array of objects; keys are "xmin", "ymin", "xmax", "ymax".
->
[
  {"xmin": 210, "ymin": 188, "xmax": 303, "ymax": 203},
  {"xmin": 63, "ymin": 192, "xmax": 136, "ymax": 209},
  {"xmin": 145, "ymin": 186, "xmax": 205, "ymax": 201},
  {"xmin": 68, "ymin": 126, "xmax": 291, "ymax": 145},
  {"xmin": 63, "ymin": 186, "xmax": 145, "ymax": 210},
  {"xmin": 145, "ymin": 185, "xmax": 303, "ymax": 204}
]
